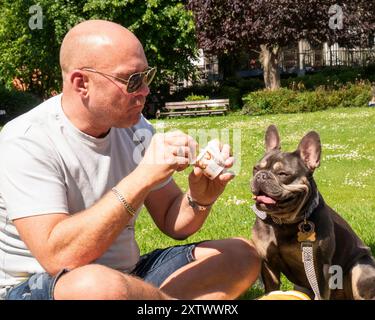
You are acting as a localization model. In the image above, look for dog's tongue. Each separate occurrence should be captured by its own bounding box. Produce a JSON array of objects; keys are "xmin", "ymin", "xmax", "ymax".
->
[{"xmin": 255, "ymin": 195, "xmax": 277, "ymax": 205}]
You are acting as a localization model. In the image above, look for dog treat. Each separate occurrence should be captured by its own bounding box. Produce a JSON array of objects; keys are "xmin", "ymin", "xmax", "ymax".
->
[{"xmin": 193, "ymin": 141, "xmax": 225, "ymax": 180}]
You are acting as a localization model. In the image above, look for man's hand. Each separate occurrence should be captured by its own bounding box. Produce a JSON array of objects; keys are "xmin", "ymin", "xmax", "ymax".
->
[
  {"xmin": 188, "ymin": 140, "xmax": 235, "ymax": 205},
  {"xmin": 138, "ymin": 131, "xmax": 198, "ymax": 187}
]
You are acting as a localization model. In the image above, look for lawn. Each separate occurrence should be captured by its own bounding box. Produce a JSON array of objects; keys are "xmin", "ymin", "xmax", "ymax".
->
[{"xmin": 136, "ymin": 107, "xmax": 375, "ymax": 299}]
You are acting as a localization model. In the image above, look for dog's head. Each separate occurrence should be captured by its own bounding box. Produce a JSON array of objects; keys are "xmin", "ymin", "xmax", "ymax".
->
[{"xmin": 251, "ymin": 125, "xmax": 321, "ymax": 222}]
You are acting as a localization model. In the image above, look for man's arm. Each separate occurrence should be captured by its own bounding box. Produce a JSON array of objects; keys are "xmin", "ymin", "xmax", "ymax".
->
[
  {"xmin": 13, "ymin": 167, "xmax": 153, "ymax": 275},
  {"xmin": 11, "ymin": 131, "xmax": 193, "ymax": 275},
  {"xmin": 145, "ymin": 142, "xmax": 235, "ymax": 240},
  {"xmin": 144, "ymin": 180, "xmax": 212, "ymax": 240}
]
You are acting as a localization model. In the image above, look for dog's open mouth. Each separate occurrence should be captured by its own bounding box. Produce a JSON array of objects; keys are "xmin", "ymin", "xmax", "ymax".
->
[{"xmin": 253, "ymin": 192, "xmax": 277, "ymax": 205}]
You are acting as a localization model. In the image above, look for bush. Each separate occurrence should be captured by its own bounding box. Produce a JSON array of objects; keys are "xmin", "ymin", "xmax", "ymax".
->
[
  {"xmin": 242, "ymin": 83, "xmax": 372, "ymax": 116},
  {"xmin": 0, "ymin": 86, "xmax": 42, "ymax": 125},
  {"xmin": 224, "ymin": 77, "xmax": 264, "ymax": 93},
  {"xmin": 185, "ymin": 94, "xmax": 210, "ymax": 101},
  {"xmin": 218, "ymin": 86, "xmax": 242, "ymax": 110},
  {"xmin": 169, "ymin": 84, "xmax": 220, "ymax": 102},
  {"xmin": 281, "ymin": 65, "xmax": 375, "ymax": 91},
  {"xmin": 169, "ymin": 84, "xmax": 242, "ymax": 110}
]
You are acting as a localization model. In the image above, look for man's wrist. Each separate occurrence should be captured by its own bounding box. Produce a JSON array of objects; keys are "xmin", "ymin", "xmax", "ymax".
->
[{"xmin": 186, "ymin": 193, "xmax": 215, "ymax": 212}]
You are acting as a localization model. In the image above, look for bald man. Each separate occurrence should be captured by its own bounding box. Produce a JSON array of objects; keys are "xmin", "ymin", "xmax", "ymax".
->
[{"xmin": 0, "ymin": 20, "xmax": 260, "ymax": 300}]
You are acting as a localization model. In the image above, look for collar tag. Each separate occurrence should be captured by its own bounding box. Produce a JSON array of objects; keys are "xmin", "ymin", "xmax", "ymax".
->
[{"xmin": 251, "ymin": 204, "xmax": 267, "ymax": 220}]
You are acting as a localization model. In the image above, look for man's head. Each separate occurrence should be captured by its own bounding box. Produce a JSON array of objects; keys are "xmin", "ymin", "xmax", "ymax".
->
[
  {"xmin": 251, "ymin": 125, "xmax": 321, "ymax": 222},
  {"xmin": 60, "ymin": 20, "xmax": 153, "ymax": 136}
]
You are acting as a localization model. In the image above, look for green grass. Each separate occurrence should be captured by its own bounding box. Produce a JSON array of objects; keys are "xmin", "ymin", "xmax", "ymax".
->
[{"xmin": 136, "ymin": 107, "xmax": 375, "ymax": 299}]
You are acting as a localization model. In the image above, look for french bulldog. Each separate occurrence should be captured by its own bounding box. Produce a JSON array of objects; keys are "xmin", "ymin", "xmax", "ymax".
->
[{"xmin": 251, "ymin": 125, "xmax": 375, "ymax": 300}]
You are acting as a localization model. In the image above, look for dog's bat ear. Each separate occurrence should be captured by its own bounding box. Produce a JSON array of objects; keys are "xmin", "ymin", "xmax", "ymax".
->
[
  {"xmin": 297, "ymin": 131, "xmax": 321, "ymax": 171},
  {"xmin": 265, "ymin": 125, "xmax": 281, "ymax": 152}
]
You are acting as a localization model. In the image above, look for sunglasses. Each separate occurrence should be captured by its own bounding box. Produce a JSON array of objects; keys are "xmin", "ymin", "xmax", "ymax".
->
[{"xmin": 80, "ymin": 66, "xmax": 157, "ymax": 93}]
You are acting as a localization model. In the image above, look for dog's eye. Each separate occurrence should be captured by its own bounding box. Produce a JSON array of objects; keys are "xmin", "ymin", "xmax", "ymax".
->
[
  {"xmin": 253, "ymin": 166, "xmax": 259, "ymax": 174},
  {"xmin": 277, "ymin": 172, "xmax": 289, "ymax": 177}
]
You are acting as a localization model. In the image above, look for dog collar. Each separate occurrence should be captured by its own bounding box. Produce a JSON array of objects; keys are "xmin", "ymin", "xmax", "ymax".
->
[{"xmin": 251, "ymin": 191, "xmax": 320, "ymax": 225}]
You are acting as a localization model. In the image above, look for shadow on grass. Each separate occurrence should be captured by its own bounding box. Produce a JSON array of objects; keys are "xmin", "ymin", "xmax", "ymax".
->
[
  {"xmin": 239, "ymin": 286, "xmax": 264, "ymax": 300},
  {"xmin": 369, "ymin": 243, "xmax": 375, "ymax": 256}
]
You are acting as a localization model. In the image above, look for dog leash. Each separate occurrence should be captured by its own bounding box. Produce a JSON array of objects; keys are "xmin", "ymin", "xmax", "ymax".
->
[
  {"xmin": 297, "ymin": 193, "xmax": 322, "ymax": 300},
  {"xmin": 298, "ymin": 220, "xmax": 322, "ymax": 300},
  {"xmin": 252, "ymin": 192, "xmax": 322, "ymax": 300}
]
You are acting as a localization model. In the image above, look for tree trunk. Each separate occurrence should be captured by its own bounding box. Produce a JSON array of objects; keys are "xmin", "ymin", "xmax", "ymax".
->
[{"xmin": 260, "ymin": 44, "xmax": 281, "ymax": 90}]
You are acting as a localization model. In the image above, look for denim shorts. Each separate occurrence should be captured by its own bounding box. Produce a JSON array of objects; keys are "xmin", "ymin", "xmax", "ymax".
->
[{"xmin": 5, "ymin": 242, "xmax": 199, "ymax": 300}]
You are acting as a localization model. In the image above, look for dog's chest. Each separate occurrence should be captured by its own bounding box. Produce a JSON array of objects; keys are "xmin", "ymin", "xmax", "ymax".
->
[{"xmin": 253, "ymin": 222, "xmax": 310, "ymax": 283}]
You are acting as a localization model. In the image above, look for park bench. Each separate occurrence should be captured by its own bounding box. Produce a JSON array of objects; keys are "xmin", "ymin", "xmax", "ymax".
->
[{"xmin": 156, "ymin": 99, "xmax": 229, "ymax": 119}]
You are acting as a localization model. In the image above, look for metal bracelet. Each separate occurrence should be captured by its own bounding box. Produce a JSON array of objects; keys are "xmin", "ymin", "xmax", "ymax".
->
[
  {"xmin": 111, "ymin": 187, "xmax": 137, "ymax": 217},
  {"xmin": 186, "ymin": 193, "xmax": 214, "ymax": 212}
]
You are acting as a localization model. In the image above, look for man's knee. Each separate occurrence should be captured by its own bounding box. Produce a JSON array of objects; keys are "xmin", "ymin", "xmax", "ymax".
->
[
  {"xmin": 194, "ymin": 237, "xmax": 261, "ymax": 277},
  {"xmin": 54, "ymin": 264, "xmax": 129, "ymax": 300}
]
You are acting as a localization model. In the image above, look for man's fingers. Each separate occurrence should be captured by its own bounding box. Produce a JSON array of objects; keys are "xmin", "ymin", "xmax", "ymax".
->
[
  {"xmin": 190, "ymin": 165, "xmax": 204, "ymax": 182},
  {"xmin": 173, "ymin": 146, "xmax": 188, "ymax": 157},
  {"xmin": 165, "ymin": 155, "xmax": 190, "ymax": 167},
  {"xmin": 165, "ymin": 131, "xmax": 197, "ymax": 147},
  {"xmin": 220, "ymin": 143, "xmax": 231, "ymax": 160},
  {"xmin": 218, "ymin": 171, "xmax": 236, "ymax": 183},
  {"xmin": 224, "ymin": 156, "xmax": 235, "ymax": 168}
]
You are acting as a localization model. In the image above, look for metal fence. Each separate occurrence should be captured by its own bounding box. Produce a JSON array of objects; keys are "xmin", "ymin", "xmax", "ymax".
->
[{"xmin": 281, "ymin": 46, "xmax": 375, "ymax": 71}]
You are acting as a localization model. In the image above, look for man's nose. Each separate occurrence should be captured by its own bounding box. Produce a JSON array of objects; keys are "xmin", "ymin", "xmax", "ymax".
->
[{"xmin": 139, "ymin": 81, "xmax": 150, "ymax": 96}]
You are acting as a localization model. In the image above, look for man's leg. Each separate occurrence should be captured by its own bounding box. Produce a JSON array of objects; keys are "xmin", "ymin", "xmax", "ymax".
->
[
  {"xmin": 159, "ymin": 237, "xmax": 261, "ymax": 300},
  {"xmin": 54, "ymin": 264, "xmax": 171, "ymax": 300}
]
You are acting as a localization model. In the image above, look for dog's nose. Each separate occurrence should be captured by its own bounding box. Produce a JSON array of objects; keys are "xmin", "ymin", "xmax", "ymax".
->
[{"xmin": 256, "ymin": 171, "xmax": 269, "ymax": 181}]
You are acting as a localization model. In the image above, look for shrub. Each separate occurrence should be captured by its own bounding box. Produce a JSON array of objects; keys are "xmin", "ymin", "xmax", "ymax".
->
[
  {"xmin": 218, "ymin": 86, "xmax": 242, "ymax": 110},
  {"xmin": 224, "ymin": 77, "xmax": 264, "ymax": 93},
  {"xmin": 242, "ymin": 88, "xmax": 297, "ymax": 115},
  {"xmin": 281, "ymin": 65, "xmax": 375, "ymax": 91},
  {"xmin": 169, "ymin": 84, "xmax": 220, "ymax": 102},
  {"xmin": 242, "ymin": 83, "xmax": 372, "ymax": 116},
  {"xmin": 185, "ymin": 94, "xmax": 210, "ymax": 101},
  {"xmin": 0, "ymin": 86, "xmax": 42, "ymax": 125}
]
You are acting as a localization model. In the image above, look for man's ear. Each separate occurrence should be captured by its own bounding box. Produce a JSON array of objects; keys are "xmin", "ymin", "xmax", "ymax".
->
[
  {"xmin": 265, "ymin": 125, "xmax": 281, "ymax": 152},
  {"xmin": 297, "ymin": 131, "xmax": 321, "ymax": 171},
  {"xmin": 70, "ymin": 70, "xmax": 88, "ymax": 96}
]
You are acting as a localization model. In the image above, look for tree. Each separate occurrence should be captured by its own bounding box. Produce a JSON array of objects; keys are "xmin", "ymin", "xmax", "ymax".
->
[
  {"xmin": 0, "ymin": 0, "xmax": 198, "ymax": 97},
  {"xmin": 187, "ymin": 0, "xmax": 375, "ymax": 90}
]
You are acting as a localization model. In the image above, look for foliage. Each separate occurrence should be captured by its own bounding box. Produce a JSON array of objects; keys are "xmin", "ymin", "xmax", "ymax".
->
[
  {"xmin": 0, "ymin": 0, "xmax": 198, "ymax": 97},
  {"xmin": 242, "ymin": 82, "xmax": 372, "ymax": 115},
  {"xmin": 188, "ymin": 0, "xmax": 375, "ymax": 54},
  {"xmin": 185, "ymin": 94, "xmax": 209, "ymax": 101},
  {"xmin": 282, "ymin": 65, "xmax": 375, "ymax": 90},
  {"xmin": 219, "ymin": 86, "xmax": 241, "ymax": 110},
  {"xmin": 0, "ymin": 85, "xmax": 42, "ymax": 125},
  {"xmin": 169, "ymin": 84, "xmax": 242, "ymax": 109},
  {"xmin": 187, "ymin": 0, "xmax": 375, "ymax": 89}
]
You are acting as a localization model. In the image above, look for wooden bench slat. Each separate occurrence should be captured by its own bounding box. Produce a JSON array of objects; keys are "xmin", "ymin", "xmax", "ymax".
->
[{"xmin": 157, "ymin": 99, "xmax": 229, "ymax": 119}]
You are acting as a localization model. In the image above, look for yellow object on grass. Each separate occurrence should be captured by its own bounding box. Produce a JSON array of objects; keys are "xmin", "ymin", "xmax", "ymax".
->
[{"xmin": 257, "ymin": 290, "xmax": 311, "ymax": 300}]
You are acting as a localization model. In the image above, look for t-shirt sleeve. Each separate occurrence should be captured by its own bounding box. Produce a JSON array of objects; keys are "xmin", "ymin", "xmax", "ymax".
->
[{"xmin": 0, "ymin": 136, "xmax": 69, "ymax": 220}]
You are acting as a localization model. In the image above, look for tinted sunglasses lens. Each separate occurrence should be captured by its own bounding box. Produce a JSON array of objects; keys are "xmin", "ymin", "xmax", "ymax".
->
[
  {"xmin": 127, "ymin": 68, "xmax": 156, "ymax": 93},
  {"xmin": 127, "ymin": 73, "xmax": 142, "ymax": 93}
]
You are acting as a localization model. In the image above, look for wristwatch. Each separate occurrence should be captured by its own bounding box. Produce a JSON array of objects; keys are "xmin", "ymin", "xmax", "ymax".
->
[{"xmin": 186, "ymin": 193, "xmax": 213, "ymax": 212}]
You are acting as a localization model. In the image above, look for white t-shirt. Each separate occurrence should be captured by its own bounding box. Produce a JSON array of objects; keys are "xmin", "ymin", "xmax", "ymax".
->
[{"xmin": 0, "ymin": 94, "xmax": 170, "ymax": 299}]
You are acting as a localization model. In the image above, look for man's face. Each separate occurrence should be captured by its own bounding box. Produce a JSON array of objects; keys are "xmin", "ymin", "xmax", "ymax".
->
[{"xmin": 86, "ymin": 49, "xmax": 150, "ymax": 129}]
